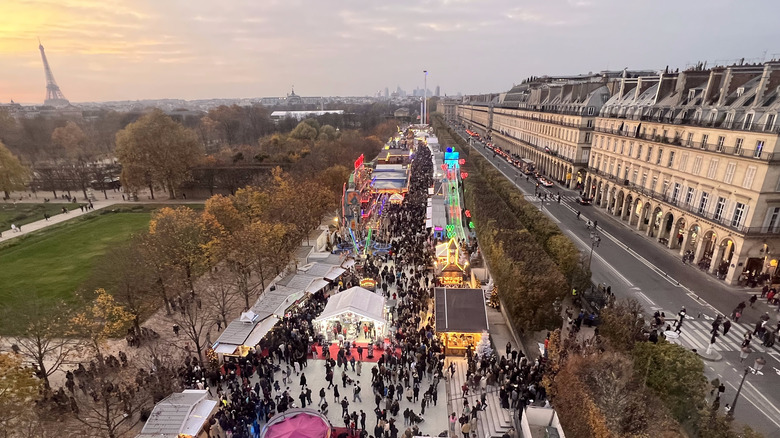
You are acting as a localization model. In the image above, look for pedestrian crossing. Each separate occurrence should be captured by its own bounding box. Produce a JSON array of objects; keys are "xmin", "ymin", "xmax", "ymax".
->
[
  {"xmin": 524, "ymin": 194, "xmax": 578, "ymax": 203},
  {"xmin": 660, "ymin": 311, "xmax": 780, "ymax": 355}
]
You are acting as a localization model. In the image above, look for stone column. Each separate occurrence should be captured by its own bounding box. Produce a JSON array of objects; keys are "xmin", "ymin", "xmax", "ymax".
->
[
  {"xmin": 709, "ymin": 244, "xmax": 725, "ymax": 274},
  {"xmin": 678, "ymin": 229, "xmax": 691, "ymax": 256}
]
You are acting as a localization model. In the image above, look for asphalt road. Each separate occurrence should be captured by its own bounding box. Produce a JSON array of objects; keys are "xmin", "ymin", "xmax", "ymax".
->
[{"xmin": 449, "ymin": 125, "xmax": 780, "ymax": 437}]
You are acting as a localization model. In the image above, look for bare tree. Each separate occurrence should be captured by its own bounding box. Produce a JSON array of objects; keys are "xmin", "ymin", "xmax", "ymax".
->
[
  {"xmin": 201, "ymin": 274, "xmax": 241, "ymax": 329},
  {"xmin": 168, "ymin": 295, "xmax": 215, "ymax": 364},
  {"xmin": 6, "ymin": 298, "xmax": 80, "ymax": 390}
]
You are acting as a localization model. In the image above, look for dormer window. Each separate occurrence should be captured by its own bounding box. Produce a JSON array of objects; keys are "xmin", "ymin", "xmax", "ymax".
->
[
  {"xmin": 737, "ymin": 87, "xmax": 745, "ymax": 97},
  {"xmin": 687, "ymin": 89, "xmax": 698, "ymax": 102}
]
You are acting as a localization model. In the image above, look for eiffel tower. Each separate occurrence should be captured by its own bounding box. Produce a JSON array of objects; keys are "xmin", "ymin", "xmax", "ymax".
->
[{"xmin": 38, "ymin": 40, "xmax": 69, "ymax": 107}]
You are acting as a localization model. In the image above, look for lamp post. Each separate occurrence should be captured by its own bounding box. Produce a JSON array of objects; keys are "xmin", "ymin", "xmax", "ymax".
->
[
  {"xmin": 728, "ymin": 356, "xmax": 767, "ymax": 419},
  {"xmin": 423, "ymin": 70, "xmax": 428, "ymax": 125},
  {"xmin": 588, "ymin": 231, "xmax": 601, "ymax": 270}
]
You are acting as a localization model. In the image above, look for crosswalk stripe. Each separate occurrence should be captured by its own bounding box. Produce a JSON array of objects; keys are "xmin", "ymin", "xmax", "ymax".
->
[{"xmin": 656, "ymin": 309, "xmax": 778, "ymax": 354}]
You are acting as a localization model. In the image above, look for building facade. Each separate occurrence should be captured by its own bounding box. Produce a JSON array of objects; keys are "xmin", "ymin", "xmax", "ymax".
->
[
  {"xmin": 436, "ymin": 98, "xmax": 459, "ymax": 122},
  {"xmin": 585, "ymin": 62, "xmax": 780, "ymax": 284}
]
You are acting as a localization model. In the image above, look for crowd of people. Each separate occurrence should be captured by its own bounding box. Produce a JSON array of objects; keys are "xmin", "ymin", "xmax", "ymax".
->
[{"xmin": 184, "ymin": 138, "xmax": 463, "ymax": 438}]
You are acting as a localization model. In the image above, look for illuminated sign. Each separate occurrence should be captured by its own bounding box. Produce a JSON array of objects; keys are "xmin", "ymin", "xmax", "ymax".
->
[
  {"xmin": 444, "ymin": 151, "xmax": 460, "ymax": 162},
  {"xmin": 445, "ymin": 224, "xmax": 454, "ymax": 238},
  {"xmin": 360, "ymin": 278, "xmax": 377, "ymax": 289},
  {"xmin": 389, "ymin": 193, "xmax": 404, "ymax": 204},
  {"xmin": 460, "ymin": 172, "xmax": 469, "ymax": 179},
  {"xmin": 354, "ymin": 154, "xmax": 365, "ymax": 169},
  {"xmin": 440, "ymin": 276, "xmax": 463, "ymax": 285},
  {"xmin": 465, "ymin": 210, "xmax": 471, "ymax": 218}
]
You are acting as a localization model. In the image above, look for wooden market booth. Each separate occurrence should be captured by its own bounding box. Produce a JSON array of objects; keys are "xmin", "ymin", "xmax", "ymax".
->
[{"xmin": 434, "ymin": 287, "xmax": 489, "ymax": 356}]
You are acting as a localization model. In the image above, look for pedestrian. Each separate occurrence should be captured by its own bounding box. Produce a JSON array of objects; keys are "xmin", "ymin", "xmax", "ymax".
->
[
  {"xmin": 750, "ymin": 294, "xmax": 758, "ymax": 307},
  {"xmin": 353, "ymin": 383, "xmax": 362, "ymax": 402},
  {"xmin": 319, "ymin": 388, "xmax": 326, "ymax": 406},
  {"xmin": 341, "ymin": 397, "xmax": 350, "ymax": 417},
  {"xmin": 723, "ymin": 319, "xmax": 732, "ymax": 336},
  {"xmin": 334, "ymin": 384, "xmax": 340, "ymax": 402},
  {"xmin": 461, "ymin": 421, "xmax": 471, "ymax": 438},
  {"xmin": 300, "ymin": 373, "xmax": 307, "ymax": 387},
  {"xmin": 172, "ymin": 324, "xmax": 179, "ymax": 336}
]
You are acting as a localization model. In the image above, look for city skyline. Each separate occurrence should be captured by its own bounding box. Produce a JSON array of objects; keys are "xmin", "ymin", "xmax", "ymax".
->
[{"xmin": 1, "ymin": 0, "xmax": 779, "ymax": 104}]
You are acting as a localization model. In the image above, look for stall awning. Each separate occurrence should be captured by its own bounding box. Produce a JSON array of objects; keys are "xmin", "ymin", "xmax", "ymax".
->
[
  {"xmin": 314, "ymin": 286, "xmax": 386, "ymax": 324},
  {"xmin": 342, "ymin": 259, "xmax": 356, "ymax": 269},
  {"xmin": 244, "ymin": 316, "xmax": 280, "ymax": 347},
  {"xmin": 325, "ymin": 267, "xmax": 346, "ymax": 281},
  {"xmin": 307, "ymin": 279, "xmax": 330, "ymax": 294},
  {"xmin": 214, "ymin": 343, "xmax": 239, "ymax": 355},
  {"xmin": 435, "ymin": 288, "xmax": 489, "ymax": 333}
]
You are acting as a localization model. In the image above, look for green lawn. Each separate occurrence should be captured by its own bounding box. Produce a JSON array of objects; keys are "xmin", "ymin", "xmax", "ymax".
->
[
  {"xmin": 0, "ymin": 211, "xmax": 151, "ymax": 335},
  {"xmin": 0, "ymin": 202, "xmax": 84, "ymax": 231}
]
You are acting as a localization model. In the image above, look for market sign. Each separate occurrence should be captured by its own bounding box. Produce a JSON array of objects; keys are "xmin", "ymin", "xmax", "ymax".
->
[
  {"xmin": 389, "ymin": 193, "xmax": 404, "ymax": 204},
  {"xmin": 360, "ymin": 278, "xmax": 377, "ymax": 289},
  {"xmin": 440, "ymin": 276, "xmax": 463, "ymax": 286}
]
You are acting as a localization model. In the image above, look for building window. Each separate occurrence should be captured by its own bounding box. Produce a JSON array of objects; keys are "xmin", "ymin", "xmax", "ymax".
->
[
  {"xmin": 667, "ymin": 150, "xmax": 675, "ymax": 167},
  {"xmin": 692, "ymin": 156, "xmax": 703, "ymax": 174},
  {"xmin": 662, "ymin": 180, "xmax": 669, "ymax": 197},
  {"xmin": 641, "ymin": 173, "xmax": 648, "ymax": 188},
  {"xmin": 724, "ymin": 162, "xmax": 736, "ymax": 184},
  {"xmin": 651, "ymin": 128, "xmax": 657, "ymax": 139},
  {"xmin": 585, "ymin": 132, "xmax": 591, "ymax": 143},
  {"xmin": 735, "ymin": 138, "xmax": 744, "ymax": 155},
  {"xmin": 685, "ymin": 187, "xmax": 695, "ymax": 205},
  {"xmin": 706, "ymin": 159, "xmax": 719, "ymax": 179},
  {"xmin": 651, "ymin": 175, "xmax": 658, "ymax": 192},
  {"xmin": 587, "ymin": 119, "xmax": 594, "ymax": 128},
  {"xmin": 672, "ymin": 183, "xmax": 681, "ymax": 203},
  {"xmin": 679, "ymin": 153, "xmax": 689, "ymax": 172},
  {"xmin": 620, "ymin": 140, "xmax": 625, "ymax": 154},
  {"xmin": 686, "ymin": 132, "xmax": 694, "ymax": 146},
  {"xmin": 656, "ymin": 148, "xmax": 663, "ymax": 165},
  {"xmin": 714, "ymin": 197, "xmax": 726, "ymax": 221},
  {"xmin": 632, "ymin": 170, "xmax": 638, "ymax": 184},
  {"xmin": 731, "ymin": 202, "xmax": 746, "ymax": 228},
  {"xmin": 616, "ymin": 164, "xmax": 622, "ymax": 179},
  {"xmin": 637, "ymin": 144, "xmax": 643, "ymax": 159},
  {"xmin": 766, "ymin": 114, "xmax": 776, "ymax": 131},
  {"xmin": 587, "ymin": 107, "xmax": 595, "ymax": 115},
  {"xmin": 716, "ymin": 136, "xmax": 725, "ymax": 152},
  {"xmin": 743, "ymin": 166, "xmax": 756, "ymax": 189},
  {"xmin": 744, "ymin": 113, "xmax": 754, "ymax": 130},
  {"xmin": 646, "ymin": 146, "xmax": 653, "ymax": 162},
  {"xmin": 766, "ymin": 207, "xmax": 780, "ymax": 232},
  {"xmin": 628, "ymin": 142, "xmax": 634, "ymax": 157},
  {"xmin": 701, "ymin": 134, "xmax": 709, "ymax": 149},
  {"xmin": 698, "ymin": 192, "xmax": 710, "ymax": 214},
  {"xmin": 754, "ymin": 140, "xmax": 764, "ymax": 158}
]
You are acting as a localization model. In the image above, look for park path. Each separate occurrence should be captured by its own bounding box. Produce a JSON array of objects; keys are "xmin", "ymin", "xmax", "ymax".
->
[{"xmin": 0, "ymin": 190, "xmax": 202, "ymax": 244}]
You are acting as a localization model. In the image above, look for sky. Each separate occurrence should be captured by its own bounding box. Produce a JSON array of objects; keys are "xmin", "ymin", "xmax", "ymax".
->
[{"xmin": 1, "ymin": 0, "xmax": 779, "ymax": 104}]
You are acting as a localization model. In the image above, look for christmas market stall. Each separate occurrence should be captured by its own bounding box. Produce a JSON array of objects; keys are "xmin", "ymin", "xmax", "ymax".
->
[
  {"xmin": 137, "ymin": 389, "xmax": 218, "ymax": 438},
  {"xmin": 434, "ymin": 287, "xmax": 489, "ymax": 356},
  {"xmin": 314, "ymin": 286, "xmax": 387, "ymax": 343},
  {"xmin": 434, "ymin": 238, "xmax": 469, "ymax": 287}
]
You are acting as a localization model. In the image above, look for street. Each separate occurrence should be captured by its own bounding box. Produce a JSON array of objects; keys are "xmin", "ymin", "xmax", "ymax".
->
[{"xmin": 451, "ymin": 126, "xmax": 780, "ymax": 437}]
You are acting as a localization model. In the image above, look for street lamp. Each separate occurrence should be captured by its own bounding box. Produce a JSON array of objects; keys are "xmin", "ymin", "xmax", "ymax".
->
[
  {"xmin": 587, "ymin": 231, "xmax": 601, "ymax": 270},
  {"xmin": 727, "ymin": 356, "xmax": 767, "ymax": 418}
]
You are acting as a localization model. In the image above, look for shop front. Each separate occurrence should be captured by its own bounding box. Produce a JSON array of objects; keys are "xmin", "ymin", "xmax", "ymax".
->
[{"xmin": 434, "ymin": 288, "xmax": 489, "ymax": 356}]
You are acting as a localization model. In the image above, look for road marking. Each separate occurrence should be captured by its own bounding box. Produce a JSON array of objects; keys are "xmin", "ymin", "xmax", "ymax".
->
[
  {"xmin": 636, "ymin": 292, "xmax": 655, "ymax": 306},
  {"xmin": 564, "ymin": 230, "xmax": 634, "ymax": 287}
]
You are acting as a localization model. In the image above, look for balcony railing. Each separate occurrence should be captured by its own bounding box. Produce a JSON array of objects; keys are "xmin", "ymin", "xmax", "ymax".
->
[
  {"xmin": 493, "ymin": 111, "xmax": 594, "ymax": 130},
  {"xmin": 603, "ymin": 112, "xmax": 780, "ymax": 135},
  {"xmin": 493, "ymin": 131, "xmax": 588, "ymax": 166},
  {"xmin": 594, "ymin": 127, "xmax": 779, "ymax": 162}
]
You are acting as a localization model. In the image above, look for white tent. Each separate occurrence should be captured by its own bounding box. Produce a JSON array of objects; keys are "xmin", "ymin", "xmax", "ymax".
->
[{"xmin": 314, "ymin": 286, "xmax": 386, "ymax": 325}]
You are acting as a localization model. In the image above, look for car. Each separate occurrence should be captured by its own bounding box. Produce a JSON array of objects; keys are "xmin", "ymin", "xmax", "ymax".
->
[
  {"xmin": 576, "ymin": 196, "xmax": 592, "ymax": 205},
  {"xmin": 539, "ymin": 178, "xmax": 554, "ymax": 187}
]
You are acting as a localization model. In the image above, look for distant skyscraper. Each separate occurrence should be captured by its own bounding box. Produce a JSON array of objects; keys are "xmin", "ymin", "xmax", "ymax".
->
[{"xmin": 435, "ymin": 85, "xmax": 440, "ymax": 97}]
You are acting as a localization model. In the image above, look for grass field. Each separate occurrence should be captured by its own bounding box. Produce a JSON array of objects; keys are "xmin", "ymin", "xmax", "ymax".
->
[
  {"xmin": 0, "ymin": 211, "xmax": 151, "ymax": 335},
  {"xmin": 0, "ymin": 202, "xmax": 84, "ymax": 232}
]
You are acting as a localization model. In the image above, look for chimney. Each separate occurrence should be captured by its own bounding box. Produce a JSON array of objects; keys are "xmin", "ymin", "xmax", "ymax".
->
[{"xmin": 754, "ymin": 63, "xmax": 773, "ymax": 105}]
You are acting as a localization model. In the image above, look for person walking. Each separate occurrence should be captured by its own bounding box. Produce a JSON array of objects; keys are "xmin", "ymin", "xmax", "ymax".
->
[
  {"xmin": 449, "ymin": 412, "xmax": 458, "ymax": 436},
  {"xmin": 723, "ymin": 319, "xmax": 732, "ymax": 336},
  {"xmin": 319, "ymin": 388, "xmax": 326, "ymax": 406},
  {"xmin": 461, "ymin": 421, "xmax": 471, "ymax": 438},
  {"xmin": 353, "ymin": 383, "xmax": 362, "ymax": 402},
  {"xmin": 341, "ymin": 397, "xmax": 350, "ymax": 417}
]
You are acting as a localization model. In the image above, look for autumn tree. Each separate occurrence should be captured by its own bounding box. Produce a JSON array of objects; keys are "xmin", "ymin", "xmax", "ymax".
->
[
  {"xmin": 290, "ymin": 120, "xmax": 318, "ymax": 140},
  {"xmin": 0, "ymin": 353, "xmax": 42, "ymax": 438},
  {"xmin": 9, "ymin": 299, "xmax": 80, "ymax": 390},
  {"xmin": 115, "ymin": 109, "xmax": 203, "ymax": 199},
  {"xmin": 90, "ymin": 239, "xmax": 158, "ymax": 336},
  {"xmin": 599, "ymin": 299, "xmax": 648, "ymax": 353},
  {"xmin": 69, "ymin": 289, "xmax": 134, "ymax": 365},
  {"xmin": 0, "ymin": 141, "xmax": 29, "ymax": 198},
  {"xmin": 147, "ymin": 206, "xmax": 218, "ymax": 296},
  {"xmin": 201, "ymin": 274, "xmax": 241, "ymax": 329}
]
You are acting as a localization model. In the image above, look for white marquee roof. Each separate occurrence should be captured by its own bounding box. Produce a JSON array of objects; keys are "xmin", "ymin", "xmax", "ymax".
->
[{"xmin": 314, "ymin": 286, "xmax": 386, "ymax": 324}]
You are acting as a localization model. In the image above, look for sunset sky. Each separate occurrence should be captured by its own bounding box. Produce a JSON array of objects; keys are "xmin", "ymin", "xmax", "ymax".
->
[{"xmin": 0, "ymin": 0, "xmax": 778, "ymax": 104}]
